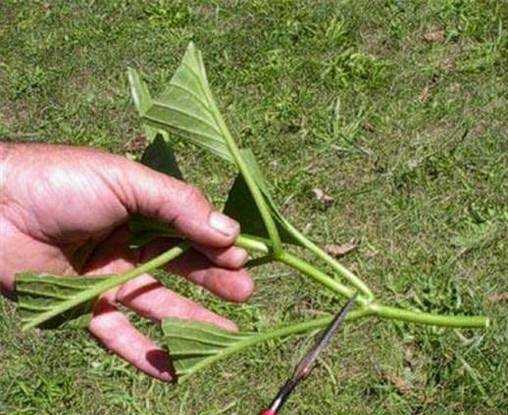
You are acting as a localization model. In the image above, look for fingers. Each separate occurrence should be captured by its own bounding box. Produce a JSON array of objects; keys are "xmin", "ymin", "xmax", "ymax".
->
[
  {"xmin": 88, "ymin": 297, "xmax": 173, "ymax": 382},
  {"xmin": 89, "ymin": 294, "xmax": 173, "ymax": 382},
  {"xmin": 84, "ymin": 226, "xmax": 244, "ymax": 381},
  {"xmin": 193, "ymin": 243, "xmax": 248, "ymax": 269},
  {"xmin": 115, "ymin": 274, "xmax": 237, "ymax": 331},
  {"xmin": 85, "ymin": 231, "xmax": 174, "ymax": 381},
  {"xmin": 89, "ymin": 280, "xmax": 239, "ymax": 382},
  {"xmin": 142, "ymin": 241, "xmax": 254, "ymax": 303},
  {"xmin": 118, "ymin": 162, "xmax": 240, "ymax": 248}
]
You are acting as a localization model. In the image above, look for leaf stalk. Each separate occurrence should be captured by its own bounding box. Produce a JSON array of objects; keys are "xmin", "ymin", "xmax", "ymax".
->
[
  {"xmin": 21, "ymin": 242, "xmax": 190, "ymax": 331},
  {"xmin": 177, "ymin": 308, "xmax": 373, "ymax": 381},
  {"xmin": 213, "ymin": 111, "xmax": 284, "ymax": 254},
  {"xmin": 282, "ymin": 220, "xmax": 374, "ymax": 300}
]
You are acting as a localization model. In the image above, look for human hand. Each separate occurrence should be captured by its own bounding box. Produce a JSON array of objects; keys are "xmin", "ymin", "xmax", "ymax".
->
[{"xmin": 0, "ymin": 142, "xmax": 253, "ymax": 381}]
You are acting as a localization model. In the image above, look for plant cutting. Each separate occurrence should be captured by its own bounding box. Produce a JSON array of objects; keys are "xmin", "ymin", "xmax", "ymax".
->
[{"xmin": 15, "ymin": 42, "xmax": 489, "ymax": 382}]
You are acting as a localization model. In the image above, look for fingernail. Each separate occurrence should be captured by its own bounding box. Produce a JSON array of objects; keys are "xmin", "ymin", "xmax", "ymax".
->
[
  {"xmin": 220, "ymin": 319, "xmax": 238, "ymax": 332},
  {"xmin": 209, "ymin": 211, "xmax": 239, "ymax": 237},
  {"xmin": 232, "ymin": 247, "xmax": 249, "ymax": 267}
]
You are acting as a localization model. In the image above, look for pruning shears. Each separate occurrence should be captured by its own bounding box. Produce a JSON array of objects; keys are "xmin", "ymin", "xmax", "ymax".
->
[{"xmin": 260, "ymin": 294, "xmax": 357, "ymax": 415}]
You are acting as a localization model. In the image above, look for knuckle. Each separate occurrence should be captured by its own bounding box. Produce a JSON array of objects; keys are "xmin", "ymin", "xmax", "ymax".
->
[{"xmin": 180, "ymin": 184, "xmax": 205, "ymax": 206}]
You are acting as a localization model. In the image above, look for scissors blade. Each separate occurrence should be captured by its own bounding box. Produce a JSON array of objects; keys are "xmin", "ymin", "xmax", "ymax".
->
[
  {"xmin": 263, "ymin": 294, "xmax": 358, "ymax": 414},
  {"xmin": 292, "ymin": 293, "xmax": 358, "ymax": 381}
]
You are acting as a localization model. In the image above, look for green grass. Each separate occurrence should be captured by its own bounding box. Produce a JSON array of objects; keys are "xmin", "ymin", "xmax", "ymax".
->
[{"xmin": 1, "ymin": 0, "xmax": 507, "ymax": 413}]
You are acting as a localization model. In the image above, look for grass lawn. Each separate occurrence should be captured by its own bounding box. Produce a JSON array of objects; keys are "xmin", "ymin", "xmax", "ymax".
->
[{"xmin": 1, "ymin": 1, "xmax": 507, "ymax": 413}]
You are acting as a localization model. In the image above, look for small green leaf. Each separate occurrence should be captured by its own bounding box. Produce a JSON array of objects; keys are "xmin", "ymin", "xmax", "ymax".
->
[
  {"xmin": 128, "ymin": 230, "xmax": 162, "ymax": 250},
  {"xmin": 162, "ymin": 317, "xmax": 254, "ymax": 378},
  {"xmin": 140, "ymin": 42, "xmax": 233, "ymax": 162},
  {"xmin": 141, "ymin": 134, "xmax": 183, "ymax": 180},
  {"xmin": 15, "ymin": 272, "xmax": 111, "ymax": 329},
  {"xmin": 223, "ymin": 173, "xmax": 268, "ymax": 239},
  {"xmin": 129, "ymin": 136, "xmax": 183, "ymax": 248},
  {"xmin": 162, "ymin": 314, "xmax": 350, "ymax": 381},
  {"xmin": 127, "ymin": 68, "xmax": 152, "ymax": 116},
  {"xmin": 128, "ymin": 214, "xmax": 179, "ymax": 249},
  {"xmin": 224, "ymin": 149, "xmax": 300, "ymax": 244}
]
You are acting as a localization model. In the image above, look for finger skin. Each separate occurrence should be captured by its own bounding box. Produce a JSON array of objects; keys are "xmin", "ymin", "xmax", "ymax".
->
[
  {"xmin": 1, "ymin": 143, "xmax": 240, "ymax": 249},
  {"xmin": 142, "ymin": 241, "xmax": 254, "ymax": 302},
  {"xmin": 122, "ymin": 161, "xmax": 240, "ymax": 248},
  {"xmin": 85, "ymin": 231, "xmax": 173, "ymax": 381},
  {"xmin": 192, "ymin": 243, "xmax": 248, "ymax": 269},
  {"xmin": 116, "ymin": 274, "xmax": 237, "ymax": 331},
  {"xmin": 89, "ymin": 294, "xmax": 173, "ymax": 382},
  {"xmin": 84, "ymin": 227, "xmax": 239, "ymax": 381}
]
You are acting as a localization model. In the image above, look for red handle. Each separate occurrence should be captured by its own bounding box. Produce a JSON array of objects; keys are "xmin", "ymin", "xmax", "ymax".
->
[{"xmin": 260, "ymin": 410, "xmax": 277, "ymax": 415}]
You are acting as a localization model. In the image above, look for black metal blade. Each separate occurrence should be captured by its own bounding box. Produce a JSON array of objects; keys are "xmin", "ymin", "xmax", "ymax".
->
[
  {"xmin": 267, "ymin": 293, "xmax": 358, "ymax": 413},
  {"xmin": 293, "ymin": 293, "xmax": 358, "ymax": 381}
]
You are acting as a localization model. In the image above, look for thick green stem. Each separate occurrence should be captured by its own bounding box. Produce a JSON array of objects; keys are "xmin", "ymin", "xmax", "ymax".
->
[
  {"xmin": 206, "ymin": 97, "xmax": 283, "ymax": 253},
  {"xmin": 223, "ymin": 129, "xmax": 282, "ymax": 252},
  {"xmin": 369, "ymin": 304, "xmax": 489, "ymax": 328},
  {"xmin": 21, "ymin": 242, "xmax": 190, "ymax": 331},
  {"xmin": 278, "ymin": 251, "xmax": 366, "ymax": 305},
  {"xmin": 262, "ymin": 245, "xmax": 487, "ymax": 328},
  {"xmin": 283, "ymin": 220, "xmax": 374, "ymax": 301},
  {"xmin": 180, "ymin": 308, "xmax": 373, "ymax": 381}
]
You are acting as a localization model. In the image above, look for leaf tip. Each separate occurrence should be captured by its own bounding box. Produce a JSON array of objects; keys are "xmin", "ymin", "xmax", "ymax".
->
[
  {"xmin": 21, "ymin": 322, "xmax": 34, "ymax": 332},
  {"xmin": 127, "ymin": 68, "xmax": 152, "ymax": 116}
]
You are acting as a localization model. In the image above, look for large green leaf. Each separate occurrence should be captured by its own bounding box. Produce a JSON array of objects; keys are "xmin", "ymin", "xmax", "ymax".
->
[
  {"xmin": 128, "ymin": 43, "xmax": 286, "ymax": 249},
  {"xmin": 15, "ymin": 272, "xmax": 111, "ymax": 329},
  {"xmin": 139, "ymin": 42, "xmax": 233, "ymax": 162}
]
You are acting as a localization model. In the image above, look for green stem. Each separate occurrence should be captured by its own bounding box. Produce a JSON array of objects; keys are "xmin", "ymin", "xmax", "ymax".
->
[
  {"xmin": 268, "ymin": 248, "xmax": 488, "ymax": 328},
  {"xmin": 278, "ymin": 251, "xmax": 365, "ymax": 305},
  {"xmin": 131, "ymin": 210, "xmax": 370, "ymax": 301},
  {"xmin": 22, "ymin": 242, "xmax": 190, "ymax": 331},
  {"xmin": 180, "ymin": 308, "xmax": 373, "ymax": 381},
  {"xmin": 129, "ymin": 217, "xmax": 271, "ymax": 256},
  {"xmin": 369, "ymin": 304, "xmax": 489, "ymax": 328},
  {"xmin": 122, "ymin": 231, "xmax": 488, "ymax": 330},
  {"xmin": 283, "ymin": 220, "xmax": 374, "ymax": 300},
  {"xmin": 177, "ymin": 301, "xmax": 487, "ymax": 381},
  {"xmin": 209, "ymin": 105, "xmax": 283, "ymax": 254}
]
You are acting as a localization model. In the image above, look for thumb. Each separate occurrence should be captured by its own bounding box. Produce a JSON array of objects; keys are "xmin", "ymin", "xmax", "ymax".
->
[{"xmin": 115, "ymin": 160, "xmax": 240, "ymax": 248}]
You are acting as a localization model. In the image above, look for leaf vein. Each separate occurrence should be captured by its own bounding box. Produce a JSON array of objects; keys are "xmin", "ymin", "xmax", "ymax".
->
[
  {"xmin": 16, "ymin": 288, "xmax": 70, "ymax": 300},
  {"xmin": 151, "ymin": 100, "xmax": 221, "ymax": 135},
  {"xmin": 181, "ymin": 62, "xmax": 212, "ymax": 105},
  {"xmin": 167, "ymin": 81, "xmax": 212, "ymax": 113}
]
